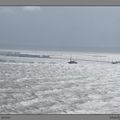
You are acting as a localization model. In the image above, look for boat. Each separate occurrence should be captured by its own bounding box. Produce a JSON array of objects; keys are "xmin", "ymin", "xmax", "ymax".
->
[
  {"xmin": 111, "ymin": 61, "xmax": 120, "ymax": 64},
  {"xmin": 112, "ymin": 61, "xmax": 118, "ymax": 64},
  {"xmin": 68, "ymin": 58, "xmax": 77, "ymax": 64}
]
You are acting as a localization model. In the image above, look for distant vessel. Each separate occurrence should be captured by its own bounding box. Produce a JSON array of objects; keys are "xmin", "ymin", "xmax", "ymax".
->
[
  {"xmin": 112, "ymin": 61, "xmax": 120, "ymax": 64},
  {"xmin": 68, "ymin": 58, "xmax": 77, "ymax": 64},
  {"xmin": 112, "ymin": 61, "xmax": 117, "ymax": 64}
]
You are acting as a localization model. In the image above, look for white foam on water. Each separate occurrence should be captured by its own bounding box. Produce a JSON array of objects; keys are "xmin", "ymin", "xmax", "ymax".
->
[{"xmin": 0, "ymin": 50, "xmax": 120, "ymax": 113}]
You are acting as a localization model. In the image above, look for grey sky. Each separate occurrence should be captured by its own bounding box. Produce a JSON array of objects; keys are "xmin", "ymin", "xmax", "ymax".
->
[{"xmin": 0, "ymin": 6, "xmax": 120, "ymax": 52}]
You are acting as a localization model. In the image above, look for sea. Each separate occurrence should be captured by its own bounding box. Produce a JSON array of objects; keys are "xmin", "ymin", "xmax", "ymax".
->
[{"xmin": 0, "ymin": 49, "xmax": 120, "ymax": 114}]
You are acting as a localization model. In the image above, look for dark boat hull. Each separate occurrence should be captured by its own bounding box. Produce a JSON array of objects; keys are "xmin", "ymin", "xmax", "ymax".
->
[{"xmin": 68, "ymin": 61, "xmax": 77, "ymax": 64}]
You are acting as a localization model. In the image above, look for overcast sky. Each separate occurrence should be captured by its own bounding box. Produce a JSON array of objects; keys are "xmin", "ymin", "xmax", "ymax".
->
[{"xmin": 0, "ymin": 6, "xmax": 120, "ymax": 52}]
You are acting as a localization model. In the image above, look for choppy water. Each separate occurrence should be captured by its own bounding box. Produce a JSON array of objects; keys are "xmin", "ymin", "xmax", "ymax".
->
[{"xmin": 0, "ymin": 50, "xmax": 120, "ymax": 114}]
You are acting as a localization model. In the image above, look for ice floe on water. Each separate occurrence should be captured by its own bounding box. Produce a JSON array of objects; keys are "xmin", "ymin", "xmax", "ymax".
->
[{"xmin": 0, "ymin": 50, "xmax": 120, "ymax": 113}]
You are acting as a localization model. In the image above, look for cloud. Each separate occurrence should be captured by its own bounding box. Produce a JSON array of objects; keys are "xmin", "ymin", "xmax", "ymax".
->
[
  {"xmin": 0, "ymin": 7, "xmax": 15, "ymax": 15},
  {"xmin": 0, "ymin": 6, "xmax": 41, "ymax": 16},
  {"xmin": 23, "ymin": 6, "xmax": 41, "ymax": 11}
]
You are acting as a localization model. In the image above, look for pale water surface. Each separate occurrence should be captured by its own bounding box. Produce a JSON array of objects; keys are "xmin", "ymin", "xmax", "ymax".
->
[{"xmin": 0, "ymin": 50, "xmax": 120, "ymax": 114}]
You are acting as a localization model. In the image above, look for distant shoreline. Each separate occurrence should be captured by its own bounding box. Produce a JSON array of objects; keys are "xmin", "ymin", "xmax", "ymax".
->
[{"xmin": 0, "ymin": 48, "xmax": 120, "ymax": 55}]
